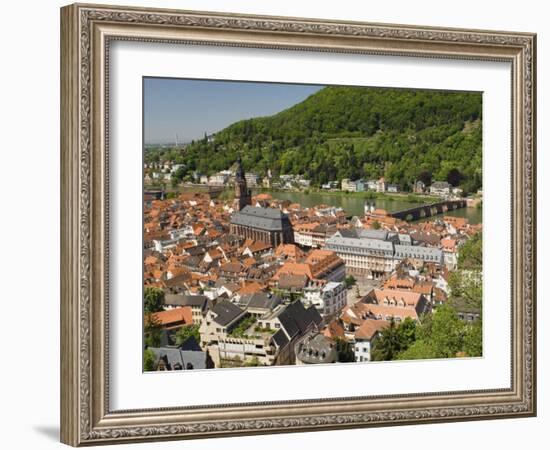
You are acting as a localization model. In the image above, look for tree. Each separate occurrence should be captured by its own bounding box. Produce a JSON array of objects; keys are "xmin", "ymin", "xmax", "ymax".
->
[
  {"xmin": 170, "ymin": 174, "xmax": 180, "ymax": 188},
  {"xmin": 371, "ymin": 317, "xmax": 418, "ymax": 361},
  {"xmin": 447, "ymin": 168, "xmax": 463, "ymax": 186},
  {"xmin": 229, "ymin": 315, "xmax": 256, "ymax": 338},
  {"xmin": 244, "ymin": 356, "xmax": 262, "ymax": 367},
  {"xmin": 396, "ymin": 317, "xmax": 417, "ymax": 348},
  {"xmin": 418, "ymin": 305, "xmax": 465, "ymax": 358},
  {"xmin": 396, "ymin": 340, "xmax": 437, "ymax": 360},
  {"xmin": 334, "ymin": 337, "xmax": 355, "ymax": 362},
  {"xmin": 144, "ymin": 312, "xmax": 162, "ymax": 348},
  {"xmin": 372, "ymin": 220, "xmax": 381, "ymax": 230},
  {"xmin": 371, "ymin": 319, "xmax": 403, "ymax": 361},
  {"xmin": 144, "ymin": 286, "xmax": 165, "ymax": 314},
  {"xmin": 175, "ymin": 324, "xmax": 200, "ymax": 346},
  {"xmin": 143, "ymin": 348, "xmax": 156, "ymax": 371},
  {"xmin": 448, "ymin": 271, "xmax": 482, "ymax": 310},
  {"xmin": 171, "ymin": 166, "xmax": 186, "ymax": 187},
  {"xmin": 463, "ymin": 319, "xmax": 482, "ymax": 357},
  {"xmin": 344, "ymin": 275, "xmax": 356, "ymax": 288},
  {"xmin": 418, "ymin": 170, "xmax": 432, "ymax": 186},
  {"xmin": 448, "ymin": 233, "xmax": 483, "ymax": 310},
  {"xmin": 458, "ymin": 232, "xmax": 482, "ymax": 270},
  {"xmin": 397, "ymin": 305, "xmax": 466, "ymax": 360}
]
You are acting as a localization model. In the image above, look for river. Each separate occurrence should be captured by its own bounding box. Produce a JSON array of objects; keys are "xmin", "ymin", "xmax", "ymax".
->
[{"xmin": 255, "ymin": 189, "xmax": 482, "ymax": 224}]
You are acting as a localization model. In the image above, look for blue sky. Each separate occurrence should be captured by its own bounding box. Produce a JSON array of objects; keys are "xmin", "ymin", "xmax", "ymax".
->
[{"xmin": 143, "ymin": 78, "xmax": 323, "ymax": 144}]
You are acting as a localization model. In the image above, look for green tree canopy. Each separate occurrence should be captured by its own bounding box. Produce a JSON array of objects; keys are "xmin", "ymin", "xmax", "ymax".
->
[
  {"xmin": 463, "ymin": 319, "xmax": 482, "ymax": 357},
  {"xmin": 144, "ymin": 286, "xmax": 165, "ymax": 314},
  {"xmin": 449, "ymin": 233, "xmax": 483, "ymax": 311},
  {"xmin": 143, "ymin": 348, "xmax": 156, "ymax": 372},
  {"xmin": 371, "ymin": 318, "xmax": 417, "ymax": 361},
  {"xmin": 334, "ymin": 337, "xmax": 356, "ymax": 362},
  {"xmin": 458, "ymin": 232, "xmax": 483, "ymax": 270},
  {"xmin": 418, "ymin": 170, "xmax": 432, "ymax": 186},
  {"xmin": 244, "ymin": 356, "xmax": 262, "ymax": 367},
  {"xmin": 145, "ymin": 86, "xmax": 482, "ymax": 192},
  {"xmin": 175, "ymin": 324, "xmax": 200, "ymax": 346},
  {"xmin": 396, "ymin": 305, "xmax": 482, "ymax": 360},
  {"xmin": 344, "ymin": 275, "xmax": 357, "ymax": 288},
  {"xmin": 144, "ymin": 312, "xmax": 162, "ymax": 348}
]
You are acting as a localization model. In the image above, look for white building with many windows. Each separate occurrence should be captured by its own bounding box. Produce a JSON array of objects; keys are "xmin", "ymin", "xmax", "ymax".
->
[
  {"xmin": 326, "ymin": 230, "xmax": 397, "ymax": 279},
  {"xmin": 326, "ymin": 228, "xmax": 444, "ymax": 279},
  {"xmin": 341, "ymin": 178, "xmax": 357, "ymax": 192},
  {"xmin": 430, "ymin": 181, "xmax": 452, "ymax": 197},
  {"xmin": 303, "ymin": 281, "xmax": 347, "ymax": 317},
  {"xmin": 208, "ymin": 172, "xmax": 230, "ymax": 186},
  {"xmin": 244, "ymin": 172, "xmax": 259, "ymax": 187}
]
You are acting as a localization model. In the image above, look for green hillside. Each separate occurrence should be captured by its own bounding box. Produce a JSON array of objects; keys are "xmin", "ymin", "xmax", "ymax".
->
[{"xmin": 148, "ymin": 85, "xmax": 482, "ymax": 193}]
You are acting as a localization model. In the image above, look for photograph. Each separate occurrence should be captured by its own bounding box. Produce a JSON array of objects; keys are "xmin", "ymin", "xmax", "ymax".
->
[
  {"xmin": 57, "ymin": 2, "xmax": 536, "ymax": 445},
  {"xmin": 142, "ymin": 78, "xmax": 483, "ymax": 371}
]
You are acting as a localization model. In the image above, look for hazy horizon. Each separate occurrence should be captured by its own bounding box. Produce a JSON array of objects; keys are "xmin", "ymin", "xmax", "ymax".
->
[{"xmin": 143, "ymin": 78, "xmax": 323, "ymax": 144}]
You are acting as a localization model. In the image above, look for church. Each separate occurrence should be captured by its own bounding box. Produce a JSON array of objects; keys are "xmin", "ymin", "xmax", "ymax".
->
[{"xmin": 230, "ymin": 159, "xmax": 294, "ymax": 247}]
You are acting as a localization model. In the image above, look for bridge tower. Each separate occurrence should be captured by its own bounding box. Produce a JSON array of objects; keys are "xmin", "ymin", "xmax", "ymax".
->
[{"xmin": 364, "ymin": 200, "xmax": 375, "ymax": 216}]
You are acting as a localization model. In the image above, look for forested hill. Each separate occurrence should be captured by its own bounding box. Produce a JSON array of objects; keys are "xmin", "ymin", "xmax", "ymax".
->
[{"xmin": 152, "ymin": 86, "xmax": 482, "ymax": 193}]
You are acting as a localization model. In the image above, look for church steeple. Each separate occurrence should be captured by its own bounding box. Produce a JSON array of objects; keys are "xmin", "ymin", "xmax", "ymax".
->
[
  {"xmin": 235, "ymin": 156, "xmax": 245, "ymax": 179},
  {"xmin": 234, "ymin": 157, "xmax": 251, "ymax": 211}
]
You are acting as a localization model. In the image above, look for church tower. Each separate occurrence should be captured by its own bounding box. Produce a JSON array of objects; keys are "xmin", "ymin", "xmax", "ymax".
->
[{"xmin": 234, "ymin": 157, "xmax": 251, "ymax": 211}]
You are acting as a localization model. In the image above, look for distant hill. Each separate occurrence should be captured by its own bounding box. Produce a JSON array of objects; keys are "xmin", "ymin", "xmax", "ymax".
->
[{"xmin": 147, "ymin": 85, "xmax": 482, "ymax": 193}]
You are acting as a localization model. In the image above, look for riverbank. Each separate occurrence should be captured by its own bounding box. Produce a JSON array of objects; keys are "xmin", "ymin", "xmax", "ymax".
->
[
  {"xmin": 148, "ymin": 183, "xmax": 439, "ymax": 205},
  {"xmin": 146, "ymin": 183, "xmax": 481, "ymax": 224},
  {"xmin": 253, "ymin": 187, "xmax": 438, "ymax": 205}
]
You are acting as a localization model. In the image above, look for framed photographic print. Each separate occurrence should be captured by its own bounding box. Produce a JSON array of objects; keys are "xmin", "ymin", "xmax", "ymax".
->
[{"xmin": 60, "ymin": 3, "xmax": 537, "ymax": 446}]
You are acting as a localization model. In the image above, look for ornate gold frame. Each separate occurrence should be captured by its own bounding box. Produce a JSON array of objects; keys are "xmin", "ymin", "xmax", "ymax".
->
[{"xmin": 60, "ymin": 3, "xmax": 536, "ymax": 446}]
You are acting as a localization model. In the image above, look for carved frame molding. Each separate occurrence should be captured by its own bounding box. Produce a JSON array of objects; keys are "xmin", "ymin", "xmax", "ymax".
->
[{"xmin": 60, "ymin": 3, "xmax": 536, "ymax": 446}]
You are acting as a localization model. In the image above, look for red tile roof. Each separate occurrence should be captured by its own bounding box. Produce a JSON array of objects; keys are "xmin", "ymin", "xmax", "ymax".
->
[
  {"xmin": 354, "ymin": 319, "xmax": 390, "ymax": 340},
  {"xmin": 152, "ymin": 306, "xmax": 193, "ymax": 328}
]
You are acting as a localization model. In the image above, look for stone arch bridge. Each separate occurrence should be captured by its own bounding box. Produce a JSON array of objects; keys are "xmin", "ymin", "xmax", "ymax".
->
[{"xmin": 389, "ymin": 199, "xmax": 467, "ymax": 221}]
